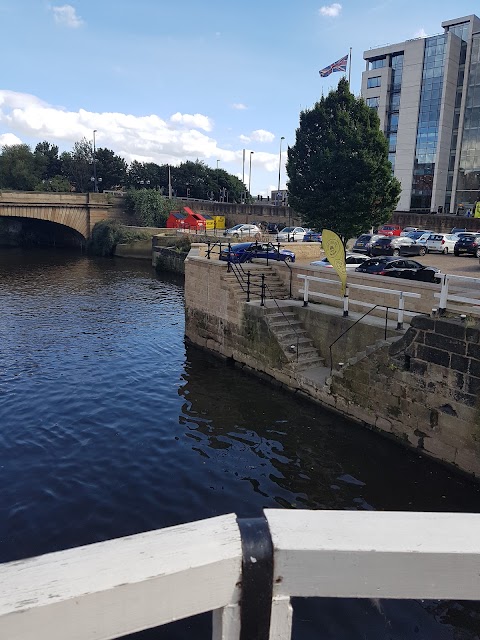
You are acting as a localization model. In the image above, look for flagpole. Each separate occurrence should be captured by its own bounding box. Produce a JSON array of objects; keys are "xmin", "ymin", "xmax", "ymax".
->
[{"xmin": 348, "ymin": 47, "xmax": 352, "ymax": 85}]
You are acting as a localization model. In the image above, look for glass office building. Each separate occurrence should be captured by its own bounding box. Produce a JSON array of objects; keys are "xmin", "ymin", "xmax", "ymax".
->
[{"xmin": 362, "ymin": 15, "xmax": 480, "ymax": 213}]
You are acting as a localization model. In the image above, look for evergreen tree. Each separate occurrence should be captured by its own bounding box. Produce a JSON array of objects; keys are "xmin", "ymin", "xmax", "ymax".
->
[{"xmin": 287, "ymin": 78, "xmax": 401, "ymax": 244}]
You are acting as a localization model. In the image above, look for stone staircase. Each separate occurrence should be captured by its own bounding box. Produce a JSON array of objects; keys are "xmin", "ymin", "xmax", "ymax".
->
[
  {"xmin": 221, "ymin": 264, "xmax": 290, "ymax": 302},
  {"xmin": 263, "ymin": 304, "xmax": 325, "ymax": 372}
]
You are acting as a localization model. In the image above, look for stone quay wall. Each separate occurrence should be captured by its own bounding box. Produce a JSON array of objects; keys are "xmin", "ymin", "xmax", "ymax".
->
[{"xmin": 185, "ymin": 254, "xmax": 480, "ymax": 478}]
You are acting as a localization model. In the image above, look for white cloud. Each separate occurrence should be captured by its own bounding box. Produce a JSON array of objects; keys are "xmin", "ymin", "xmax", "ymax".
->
[
  {"xmin": 414, "ymin": 28, "xmax": 428, "ymax": 38},
  {"xmin": 170, "ymin": 112, "xmax": 213, "ymax": 132},
  {"xmin": 51, "ymin": 4, "xmax": 84, "ymax": 28},
  {"xmin": 319, "ymin": 3, "xmax": 342, "ymax": 17},
  {"xmin": 231, "ymin": 103, "xmax": 248, "ymax": 110},
  {"xmin": 0, "ymin": 132, "xmax": 22, "ymax": 147},
  {"xmin": 239, "ymin": 134, "xmax": 251, "ymax": 143},
  {"xmin": 0, "ymin": 90, "xmax": 282, "ymax": 177},
  {"xmin": 251, "ymin": 129, "xmax": 275, "ymax": 143}
]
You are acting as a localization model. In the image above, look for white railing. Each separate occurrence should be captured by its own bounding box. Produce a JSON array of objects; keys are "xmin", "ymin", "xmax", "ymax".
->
[
  {"xmin": 2, "ymin": 510, "xmax": 480, "ymax": 640},
  {"xmin": 437, "ymin": 273, "xmax": 480, "ymax": 314},
  {"xmin": 298, "ymin": 274, "xmax": 421, "ymax": 329}
]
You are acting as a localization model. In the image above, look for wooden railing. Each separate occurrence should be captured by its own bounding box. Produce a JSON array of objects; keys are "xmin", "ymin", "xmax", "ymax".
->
[{"xmin": 2, "ymin": 510, "xmax": 480, "ymax": 640}]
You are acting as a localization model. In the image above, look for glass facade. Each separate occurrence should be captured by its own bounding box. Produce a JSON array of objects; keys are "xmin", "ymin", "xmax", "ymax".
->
[
  {"xmin": 366, "ymin": 96, "xmax": 380, "ymax": 109},
  {"xmin": 456, "ymin": 32, "xmax": 480, "ymax": 210},
  {"xmin": 410, "ymin": 35, "xmax": 446, "ymax": 210},
  {"xmin": 385, "ymin": 53, "xmax": 404, "ymax": 172},
  {"xmin": 370, "ymin": 58, "xmax": 386, "ymax": 70}
]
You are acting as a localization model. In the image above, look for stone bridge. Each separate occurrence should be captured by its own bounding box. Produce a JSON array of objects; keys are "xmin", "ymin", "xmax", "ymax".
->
[{"xmin": 0, "ymin": 191, "xmax": 129, "ymax": 240}]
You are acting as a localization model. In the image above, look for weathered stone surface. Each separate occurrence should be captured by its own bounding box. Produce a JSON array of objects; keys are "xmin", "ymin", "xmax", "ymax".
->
[
  {"xmin": 434, "ymin": 318, "xmax": 467, "ymax": 340},
  {"xmin": 451, "ymin": 354, "xmax": 470, "ymax": 374},
  {"xmin": 411, "ymin": 316, "xmax": 435, "ymax": 330},
  {"xmin": 424, "ymin": 332, "xmax": 466, "ymax": 355},
  {"xmin": 416, "ymin": 344, "xmax": 451, "ymax": 368}
]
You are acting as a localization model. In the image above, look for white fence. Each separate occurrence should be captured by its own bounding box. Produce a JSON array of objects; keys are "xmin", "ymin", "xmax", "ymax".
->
[
  {"xmin": 437, "ymin": 273, "xmax": 480, "ymax": 314},
  {"xmin": 2, "ymin": 510, "xmax": 480, "ymax": 640},
  {"xmin": 298, "ymin": 274, "xmax": 421, "ymax": 328}
]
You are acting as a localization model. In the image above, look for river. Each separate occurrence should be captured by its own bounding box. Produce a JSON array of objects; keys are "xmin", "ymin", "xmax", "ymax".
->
[{"xmin": 1, "ymin": 248, "xmax": 479, "ymax": 640}]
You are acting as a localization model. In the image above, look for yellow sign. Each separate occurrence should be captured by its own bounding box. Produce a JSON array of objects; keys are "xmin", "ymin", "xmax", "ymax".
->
[
  {"xmin": 322, "ymin": 229, "xmax": 347, "ymax": 295},
  {"xmin": 475, "ymin": 202, "xmax": 480, "ymax": 219}
]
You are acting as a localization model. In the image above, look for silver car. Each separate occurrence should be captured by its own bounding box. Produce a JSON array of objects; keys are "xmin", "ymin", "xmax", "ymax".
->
[{"xmin": 223, "ymin": 224, "xmax": 262, "ymax": 239}]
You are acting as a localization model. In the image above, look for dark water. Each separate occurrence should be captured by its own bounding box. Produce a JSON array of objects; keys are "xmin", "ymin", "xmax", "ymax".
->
[{"xmin": 1, "ymin": 248, "xmax": 480, "ymax": 639}]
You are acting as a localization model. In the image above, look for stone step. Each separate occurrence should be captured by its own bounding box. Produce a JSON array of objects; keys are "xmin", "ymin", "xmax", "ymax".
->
[{"xmin": 295, "ymin": 357, "xmax": 325, "ymax": 372}]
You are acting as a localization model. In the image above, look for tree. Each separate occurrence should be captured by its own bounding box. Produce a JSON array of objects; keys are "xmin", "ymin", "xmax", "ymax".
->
[
  {"xmin": 125, "ymin": 189, "xmax": 184, "ymax": 227},
  {"xmin": 34, "ymin": 141, "xmax": 62, "ymax": 181},
  {"xmin": 286, "ymin": 78, "xmax": 401, "ymax": 244},
  {"xmin": 0, "ymin": 144, "xmax": 38, "ymax": 191},
  {"xmin": 95, "ymin": 148, "xmax": 128, "ymax": 190},
  {"xmin": 61, "ymin": 138, "xmax": 93, "ymax": 192}
]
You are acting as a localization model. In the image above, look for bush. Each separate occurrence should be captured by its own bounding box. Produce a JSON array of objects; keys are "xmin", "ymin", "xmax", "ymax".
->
[
  {"xmin": 125, "ymin": 189, "xmax": 184, "ymax": 227},
  {"xmin": 87, "ymin": 220, "xmax": 149, "ymax": 256}
]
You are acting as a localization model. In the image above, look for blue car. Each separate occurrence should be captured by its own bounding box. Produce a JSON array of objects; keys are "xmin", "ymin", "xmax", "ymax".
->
[
  {"xmin": 219, "ymin": 242, "xmax": 295, "ymax": 263},
  {"xmin": 302, "ymin": 231, "xmax": 322, "ymax": 243}
]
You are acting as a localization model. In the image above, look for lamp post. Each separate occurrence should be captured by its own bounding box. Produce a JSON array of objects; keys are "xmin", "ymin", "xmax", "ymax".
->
[
  {"xmin": 92, "ymin": 130, "xmax": 98, "ymax": 193},
  {"xmin": 248, "ymin": 151, "xmax": 254, "ymax": 195},
  {"xmin": 242, "ymin": 149, "xmax": 245, "ymax": 185},
  {"xmin": 216, "ymin": 159, "xmax": 220, "ymax": 170},
  {"xmin": 277, "ymin": 136, "xmax": 285, "ymax": 201}
]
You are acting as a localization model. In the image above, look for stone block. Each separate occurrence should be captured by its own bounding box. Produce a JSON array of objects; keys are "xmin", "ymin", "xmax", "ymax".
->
[
  {"xmin": 434, "ymin": 318, "xmax": 467, "ymax": 341},
  {"xmin": 416, "ymin": 344, "xmax": 450, "ymax": 368},
  {"xmin": 453, "ymin": 390, "xmax": 477, "ymax": 407},
  {"xmin": 411, "ymin": 316, "xmax": 435, "ymax": 330},
  {"xmin": 467, "ymin": 342, "xmax": 480, "ymax": 361},
  {"xmin": 454, "ymin": 448, "xmax": 480, "ymax": 477},
  {"xmin": 466, "ymin": 375, "xmax": 480, "ymax": 396},
  {"xmin": 451, "ymin": 354, "xmax": 470, "ymax": 374},
  {"xmin": 423, "ymin": 436, "xmax": 457, "ymax": 464},
  {"xmin": 424, "ymin": 332, "xmax": 466, "ymax": 356},
  {"xmin": 376, "ymin": 417, "xmax": 393, "ymax": 433},
  {"xmin": 466, "ymin": 326, "xmax": 480, "ymax": 344}
]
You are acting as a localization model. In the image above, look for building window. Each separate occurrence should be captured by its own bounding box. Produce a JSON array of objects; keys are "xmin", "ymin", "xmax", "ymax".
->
[
  {"xmin": 367, "ymin": 76, "xmax": 381, "ymax": 89},
  {"xmin": 366, "ymin": 96, "xmax": 380, "ymax": 109},
  {"xmin": 370, "ymin": 58, "xmax": 386, "ymax": 70}
]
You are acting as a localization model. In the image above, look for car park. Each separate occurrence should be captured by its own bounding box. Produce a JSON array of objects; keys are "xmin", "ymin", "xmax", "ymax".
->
[
  {"xmin": 355, "ymin": 257, "xmax": 441, "ymax": 283},
  {"xmin": 352, "ymin": 234, "xmax": 386, "ymax": 255},
  {"xmin": 266, "ymin": 222, "xmax": 282, "ymax": 234},
  {"xmin": 303, "ymin": 231, "xmax": 322, "ymax": 242},
  {"xmin": 451, "ymin": 227, "xmax": 468, "ymax": 234},
  {"xmin": 310, "ymin": 253, "xmax": 369, "ymax": 269},
  {"xmin": 400, "ymin": 227, "xmax": 419, "ymax": 236},
  {"xmin": 276, "ymin": 226, "xmax": 310, "ymax": 242},
  {"xmin": 405, "ymin": 230, "xmax": 433, "ymax": 241},
  {"xmin": 376, "ymin": 224, "xmax": 402, "ymax": 236},
  {"xmin": 219, "ymin": 242, "xmax": 295, "ymax": 263},
  {"xmin": 454, "ymin": 233, "xmax": 480, "ymax": 257},
  {"xmin": 370, "ymin": 236, "xmax": 427, "ymax": 257},
  {"xmin": 423, "ymin": 233, "xmax": 460, "ymax": 254},
  {"xmin": 223, "ymin": 224, "xmax": 262, "ymax": 238}
]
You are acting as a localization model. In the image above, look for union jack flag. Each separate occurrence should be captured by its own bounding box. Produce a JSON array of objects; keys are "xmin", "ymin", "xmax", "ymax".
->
[{"xmin": 319, "ymin": 54, "xmax": 348, "ymax": 78}]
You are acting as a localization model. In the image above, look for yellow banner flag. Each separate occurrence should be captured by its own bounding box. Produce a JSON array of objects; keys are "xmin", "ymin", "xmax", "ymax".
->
[
  {"xmin": 475, "ymin": 202, "xmax": 480, "ymax": 218},
  {"xmin": 322, "ymin": 229, "xmax": 347, "ymax": 295}
]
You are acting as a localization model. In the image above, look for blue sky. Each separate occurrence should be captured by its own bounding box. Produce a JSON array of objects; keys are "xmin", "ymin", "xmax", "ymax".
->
[{"xmin": 0, "ymin": 0, "xmax": 476, "ymax": 195}]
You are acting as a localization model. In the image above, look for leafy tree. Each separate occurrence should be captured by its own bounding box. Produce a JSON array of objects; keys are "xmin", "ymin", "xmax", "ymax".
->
[
  {"xmin": 286, "ymin": 78, "xmax": 401, "ymax": 245},
  {"xmin": 34, "ymin": 141, "xmax": 62, "ymax": 180},
  {"xmin": 0, "ymin": 144, "xmax": 38, "ymax": 191},
  {"xmin": 125, "ymin": 189, "xmax": 184, "ymax": 227},
  {"xmin": 61, "ymin": 138, "xmax": 94, "ymax": 192},
  {"xmin": 95, "ymin": 148, "xmax": 128, "ymax": 190}
]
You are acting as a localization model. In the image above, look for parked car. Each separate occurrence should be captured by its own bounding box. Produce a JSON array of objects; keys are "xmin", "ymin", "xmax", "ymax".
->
[
  {"xmin": 303, "ymin": 231, "xmax": 322, "ymax": 243},
  {"xmin": 310, "ymin": 253, "xmax": 369, "ymax": 269},
  {"xmin": 352, "ymin": 234, "xmax": 387, "ymax": 255},
  {"xmin": 451, "ymin": 227, "xmax": 468, "ymax": 234},
  {"xmin": 266, "ymin": 222, "xmax": 282, "ymax": 234},
  {"xmin": 454, "ymin": 234, "xmax": 480, "ymax": 257},
  {"xmin": 400, "ymin": 227, "xmax": 419, "ymax": 236},
  {"xmin": 355, "ymin": 257, "xmax": 441, "ymax": 283},
  {"xmin": 423, "ymin": 233, "xmax": 460, "ymax": 254},
  {"xmin": 376, "ymin": 224, "xmax": 402, "ymax": 237},
  {"xmin": 276, "ymin": 226, "xmax": 310, "ymax": 242},
  {"xmin": 223, "ymin": 224, "xmax": 262, "ymax": 238},
  {"xmin": 405, "ymin": 230, "xmax": 433, "ymax": 241},
  {"xmin": 370, "ymin": 236, "xmax": 427, "ymax": 257},
  {"xmin": 219, "ymin": 242, "xmax": 295, "ymax": 263}
]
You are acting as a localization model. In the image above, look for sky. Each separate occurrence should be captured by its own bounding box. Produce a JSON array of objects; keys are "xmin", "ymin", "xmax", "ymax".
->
[{"xmin": 0, "ymin": 0, "xmax": 477, "ymax": 196}]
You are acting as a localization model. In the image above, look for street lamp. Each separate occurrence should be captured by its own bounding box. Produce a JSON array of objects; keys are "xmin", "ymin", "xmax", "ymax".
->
[
  {"xmin": 277, "ymin": 136, "xmax": 285, "ymax": 200},
  {"xmin": 92, "ymin": 130, "xmax": 98, "ymax": 193},
  {"xmin": 249, "ymin": 151, "xmax": 254, "ymax": 195},
  {"xmin": 216, "ymin": 159, "xmax": 220, "ymax": 170}
]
